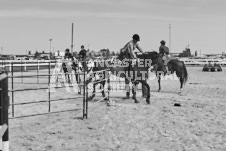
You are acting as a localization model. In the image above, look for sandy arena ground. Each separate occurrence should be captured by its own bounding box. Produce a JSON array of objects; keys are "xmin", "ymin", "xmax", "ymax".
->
[{"xmin": 9, "ymin": 66, "xmax": 226, "ymax": 151}]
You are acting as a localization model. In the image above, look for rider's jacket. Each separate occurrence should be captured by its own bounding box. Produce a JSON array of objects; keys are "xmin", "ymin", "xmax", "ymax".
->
[
  {"xmin": 64, "ymin": 52, "xmax": 73, "ymax": 59},
  {"xmin": 120, "ymin": 40, "xmax": 137, "ymax": 59},
  {"xmin": 79, "ymin": 49, "xmax": 86, "ymax": 60},
  {"xmin": 159, "ymin": 45, "xmax": 169, "ymax": 57}
]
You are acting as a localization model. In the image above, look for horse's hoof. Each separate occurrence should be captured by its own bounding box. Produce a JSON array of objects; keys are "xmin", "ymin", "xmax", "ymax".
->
[
  {"xmin": 104, "ymin": 97, "xmax": 108, "ymax": 101},
  {"xmin": 158, "ymin": 89, "xmax": 161, "ymax": 92},
  {"xmin": 123, "ymin": 96, "xmax": 130, "ymax": 99},
  {"xmin": 146, "ymin": 99, "xmax": 150, "ymax": 104},
  {"xmin": 132, "ymin": 97, "xmax": 139, "ymax": 103},
  {"xmin": 88, "ymin": 96, "xmax": 93, "ymax": 100}
]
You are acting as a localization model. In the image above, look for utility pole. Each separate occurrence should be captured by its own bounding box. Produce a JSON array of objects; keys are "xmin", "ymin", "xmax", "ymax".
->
[
  {"xmin": 169, "ymin": 23, "xmax": 171, "ymax": 52},
  {"xmin": 49, "ymin": 39, "xmax": 52, "ymax": 60},
  {"xmin": 71, "ymin": 23, "xmax": 74, "ymax": 54}
]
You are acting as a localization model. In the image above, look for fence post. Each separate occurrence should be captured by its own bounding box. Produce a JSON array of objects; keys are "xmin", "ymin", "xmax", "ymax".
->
[
  {"xmin": 85, "ymin": 64, "xmax": 88, "ymax": 119},
  {"xmin": 0, "ymin": 72, "xmax": 9, "ymax": 151},
  {"xmin": 83, "ymin": 60, "xmax": 86, "ymax": 119},
  {"xmin": 37, "ymin": 60, "xmax": 39, "ymax": 83},
  {"xmin": 48, "ymin": 61, "xmax": 51, "ymax": 112},
  {"xmin": 107, "ymin": 70, "xmax": 110, "ymax": 101},
  {"xmin": 11, "ymin": 63, "xmax": 14, "ymax": 117},
  {"xmin": 21, "ymin": 60, "xmax": 23, "ymax": 83}
]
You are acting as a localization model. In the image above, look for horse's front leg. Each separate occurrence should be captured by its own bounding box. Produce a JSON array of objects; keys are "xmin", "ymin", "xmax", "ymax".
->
[
  {"xmin": 75, "ymin": 73, "xmax": 81, "ymax": 94},
  {"xmin": 90, "ymin": 82, "xmax": 97, "ymax": 99},
  {"xmin": 142, "ymin": 80, "xmax": 147, "ymax": 98},
  {"xmin": 100, "ymin": 81, "xmax": 107, "ymax": 100},
  {"xmin": 132, "ymin": 81, "xmax": 139, "ymax": 103},
  {"xmin": 157, "ymin": 72, "xmax": 161, "ymax": 92},
  {"xmin": 67, "ymin": 73, "xmax": 71, "ymax": 83}
]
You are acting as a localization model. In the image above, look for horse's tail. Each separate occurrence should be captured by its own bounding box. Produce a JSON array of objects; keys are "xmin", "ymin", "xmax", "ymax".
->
[{"xmin": 182, "ymin": 62, "xmax": 188, "ymax": 85}]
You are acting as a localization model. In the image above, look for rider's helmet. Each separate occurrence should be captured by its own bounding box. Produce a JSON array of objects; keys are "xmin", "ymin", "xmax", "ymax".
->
[
  {"xmin": 81, "ymin": 45, "xmax": 84, "ymax": 49},
  {"xmin": 132, "ymin": 34, "xmax": 140, "ymax": 41},
  {"xmin": 65, "ymin": 48, "xmax": 70, "ymax": 52},
  {"xmin": 160, "ymin": 40, "xmax": 166, "ymax": 45}
]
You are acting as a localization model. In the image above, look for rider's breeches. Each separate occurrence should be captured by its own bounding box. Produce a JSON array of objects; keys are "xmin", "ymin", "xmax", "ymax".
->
[{"xmin": 162, "ymin": 55, "xmax": 167, "ymax": 66}]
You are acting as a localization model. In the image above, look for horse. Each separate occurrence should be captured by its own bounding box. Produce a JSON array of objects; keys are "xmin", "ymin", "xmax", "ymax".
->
[
  {"xmin": 85, "ymin": 52, "xmax": 159, "ymax": 104},
  {"xmin": 152, "ymin": 55, "xmax": 188, "ymax": 93},
  {"xmin": 60, "ymin": 58, "xmax": 82, "ymax": 85}
]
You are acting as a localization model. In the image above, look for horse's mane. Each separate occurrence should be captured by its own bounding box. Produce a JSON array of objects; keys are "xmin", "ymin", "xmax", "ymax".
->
[
  {"xmin": 139, "ymin": 51, "xmax": 159, "ymax": 59},
  {"xmin": 146, "ymin": 51, "xmax": 158, "ymax": 55}
]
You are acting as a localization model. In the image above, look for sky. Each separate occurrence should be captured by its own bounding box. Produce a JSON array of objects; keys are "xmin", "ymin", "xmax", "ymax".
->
[{"xmin": 0, "ymin": 0, "xmax": 226, "ymax": 55}]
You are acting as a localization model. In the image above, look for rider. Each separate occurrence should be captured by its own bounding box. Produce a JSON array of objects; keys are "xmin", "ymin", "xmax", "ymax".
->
[
  {"xmin": 119, "ymin": 34, "xmax": 144, "ymax": 60},
  {"xmin": 159, "ymin": 40, "xmax": 169, "ymax": 73},
  {"xmin": 119, "ymin": 34, "xmax": 144, "ymax": 99},
  {"xmin": 63, "ymin": 48, "xmax": 74, "ymax": 72},
  {"xmin": 64, "ymin": 48, "xmax": 74, "ymax": 60},
  {"xmin": 79, "ymin": 45, "xmax": 87, "ymax": 60}
]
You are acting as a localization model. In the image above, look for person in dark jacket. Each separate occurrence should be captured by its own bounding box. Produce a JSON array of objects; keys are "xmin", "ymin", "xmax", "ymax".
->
[
  {"xmin": 79, "ymin": 45, "xmax": 87, "ymax": 60},
  {"xmin": 159, "ymin": 40, "xmax": 169, "ymax": 73}
]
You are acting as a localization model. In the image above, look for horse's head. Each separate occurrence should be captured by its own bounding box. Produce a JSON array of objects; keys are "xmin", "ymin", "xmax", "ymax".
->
[
  {"xmin": 79, "ymin": 59, "xmax": 94, "ymax": 73},
  {"xmin": 86, "ymin": 59, "xmax": 95, "ymax": 70}
]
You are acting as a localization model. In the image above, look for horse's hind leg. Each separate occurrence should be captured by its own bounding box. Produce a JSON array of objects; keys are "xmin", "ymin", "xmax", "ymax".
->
[
  {"xmin": 179, "ymin": 77, "xmax": 183, "ymax": 94},
  {"xmin": 67, "ymin": 74, "xmax": 71, "ymax": 83},
  {"xmin": 139, "ymin": 80, "xmax": 151, "ymax": 104},
  {"xmin": 132, "ymin": 81, "xmax": 139, "ymax": 103},
  {"xmin": 142, "ymin": 82, "xmax": 147, "ymax": 98},
  {"xmin": 124, "ymin": 77, "xmax": 130, "ymax": 99}
]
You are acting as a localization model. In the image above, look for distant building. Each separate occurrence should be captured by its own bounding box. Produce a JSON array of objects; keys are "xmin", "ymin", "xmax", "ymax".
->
[
  {"xmin": 179, "ymin": 48, "xmax": 191, "ymax": 57},
  {"xmin": 170, "ymin": 53, "xmax": 180, "ymax": 57},
  {"xmin": 15, "ymin": 55, "xmax": 27, "ymax": 60},
  {"xmin": 54, "ymin": 51, "xmax": 64, "ymax": 56},
  {"xmin": 0, "ymin": 55, "xmax": 15, "ymax": 60},
  {"xmin": 40, "ymin": 53, "xmax": 50, "ymax": 60},
  {"xmin": 27, "ymin": 54, "xmax": 35, "ymax": 60}
]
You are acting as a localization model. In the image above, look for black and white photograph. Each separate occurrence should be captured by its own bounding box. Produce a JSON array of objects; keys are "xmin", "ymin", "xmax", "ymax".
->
[{"xmin": 0, "ymin": 0, "xmax": 226, "ymax": 150}]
